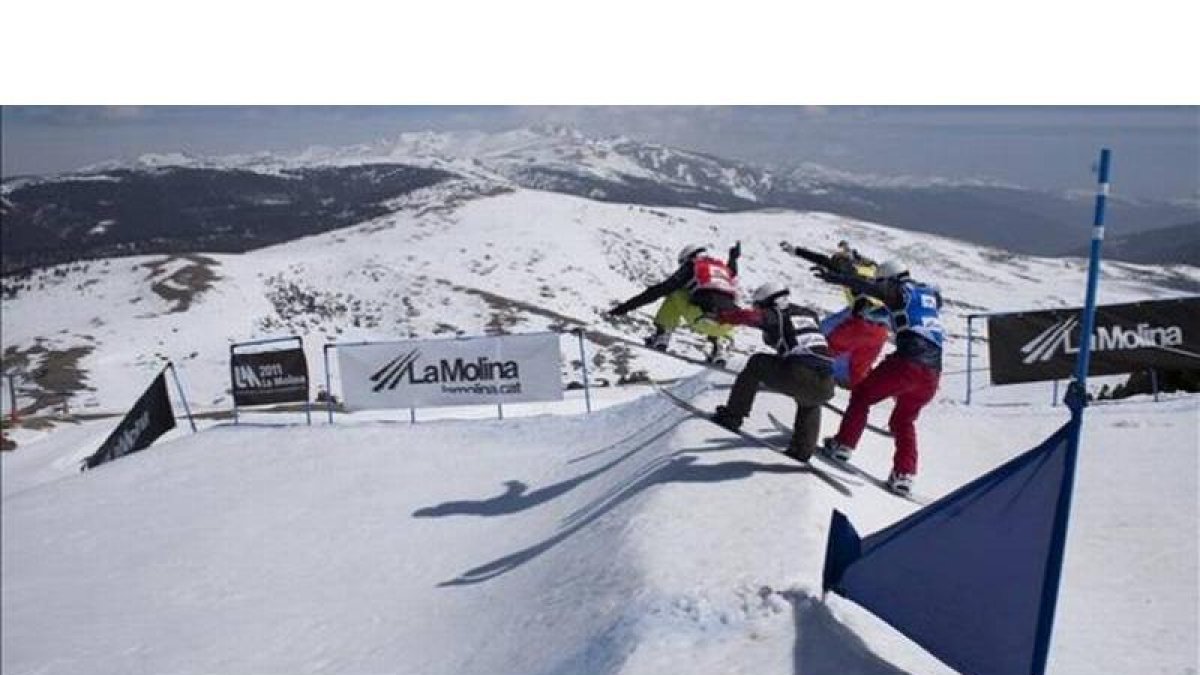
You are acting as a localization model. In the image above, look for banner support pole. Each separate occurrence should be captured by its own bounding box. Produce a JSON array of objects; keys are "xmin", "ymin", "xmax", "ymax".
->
[
  {"xmin": 298, "ymin": 335, "xmax": 311, "ymax": 426},
  {"xmin": 229, "ymin": 343, "xmax": 240, "ymax": 425},
  {"xmin": 165, "ymin": 362, "xmax": 197, "ymax": 433},
  {"xmin": 323, "ymin": 344, "xmax": 335, "ymax": 425},
  {"xmin": 575, "ymin": 329, "xmax": 593, "ymax": 414},
  {"xmin": 1150, "ymin": 369, "xmax": 1159, "ymax": 402},
  {"xmin": 965, "ymin": 316, "xmax": 974, "ymax": 405},
  {"xmin": 5, "ymin": 372, "xmax": 18, "ymax": 423}
]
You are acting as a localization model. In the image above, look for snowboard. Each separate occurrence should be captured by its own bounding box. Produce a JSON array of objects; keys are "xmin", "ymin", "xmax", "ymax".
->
[
  {"xmin": 588, "ymin": 328, "xmax": 893, "ymax": 438},
  {"xmin": 768, "ymin": 413, "xmax": 930, "ymax": 506},
  {"xmin": 653, "ymin": 385, "xmax": 856, "ymax": 496}
]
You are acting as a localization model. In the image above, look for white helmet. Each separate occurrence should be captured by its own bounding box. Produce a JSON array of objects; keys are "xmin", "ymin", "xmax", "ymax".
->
[
  {"xmin": 874, "ymin": 260, "xmax": 909, "ymax": 280},
  {"xmin": 752, "ymin": 281, "xmax": 790, "ymax": 308},
  {"xmin": 677, "ymin": 243, "xmax": 707, "ymax": 265}
]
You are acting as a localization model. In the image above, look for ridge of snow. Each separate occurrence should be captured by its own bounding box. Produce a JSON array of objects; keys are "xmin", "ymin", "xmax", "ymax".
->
[
  {"xmin": 786, "ymin": 162, "xmax": 1024, "ymax": 191},
  {"xmin": 6, "ymin": 127, "xmax": 1014, "ymax": 198}
]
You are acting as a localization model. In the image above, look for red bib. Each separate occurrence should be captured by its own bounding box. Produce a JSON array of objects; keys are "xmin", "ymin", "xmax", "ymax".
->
[{"xmin": 690, "ymin": 257, "xmax": 736, "ymax": 295}]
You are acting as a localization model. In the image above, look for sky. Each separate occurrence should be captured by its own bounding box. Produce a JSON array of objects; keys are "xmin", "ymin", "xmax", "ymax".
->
[{"xmin": 2, "ymin": 106, "xmax": 1197, "ymax": 203}]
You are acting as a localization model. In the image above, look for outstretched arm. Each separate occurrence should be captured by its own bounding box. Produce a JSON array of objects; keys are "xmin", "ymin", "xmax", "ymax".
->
[
  {"xmin": 609, "ymin": 265, "xmax": 691, "ymax": 315},
  {"xmin": 715, "ymin": 306, "xmax": 764, "ymax": 328},
  {"xmin": 814, "ymin": 268, "xmax": 890, "ymax": 303},
  {"xmin": 780, "ymin": 242, "xmax": 837, "ymax": 270}
]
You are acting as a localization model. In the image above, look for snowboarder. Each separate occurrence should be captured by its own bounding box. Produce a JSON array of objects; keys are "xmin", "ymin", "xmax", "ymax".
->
[
  {"xmin": 831, "ymin": 239, "xmax": 875, "ymax": 271},
  {"xmin": 813, "ymin": 260, "xmax": 944, "ymax": 496},
  {"xmin": 709, "ymin": 282, "xmax": 835, "ymax": 461},
  {"xmin": 779, "ymin": 240, "xmax": 889, "ymax": 388},
  {"xmin": 607, "ymin": 241, "xmax": 741, "ymax": 365},
  {"xmin": 781, "ymin": 239, "xmax": 875, "ymax": 285}
]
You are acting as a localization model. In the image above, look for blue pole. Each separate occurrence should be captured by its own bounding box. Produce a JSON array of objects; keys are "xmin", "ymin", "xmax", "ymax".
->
[
  {"xmin": 1032, "ymin": 148, "xmax": 1111, "ymax": 675},
  {"xmin": 1070, "ymin": 148, "xmax": 1112, "ymax": 397}
]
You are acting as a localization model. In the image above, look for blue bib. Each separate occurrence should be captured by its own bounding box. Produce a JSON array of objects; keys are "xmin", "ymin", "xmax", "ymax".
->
[{"xmin": 892, "ymin": 283, "xmax": 944, "ymax": 347}]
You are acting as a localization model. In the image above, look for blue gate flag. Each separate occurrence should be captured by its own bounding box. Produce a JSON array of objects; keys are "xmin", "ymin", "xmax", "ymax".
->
[{"xmin": 822, "ymin": 419, "xmax": 1080, "ymax": 675}]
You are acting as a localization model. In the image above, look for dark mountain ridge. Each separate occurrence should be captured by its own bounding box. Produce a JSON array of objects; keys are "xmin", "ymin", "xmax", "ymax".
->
[
  {"xmin": 1063, "ymin": 220, "xmax": 1200, "ymax": 266},
  {"xmin": 3, "ymin": 129, "xmax": 1195, "ymax": 273},
  {"xmin": 1, "ymin": 164, "xmax": 454, "ymax": 273}
]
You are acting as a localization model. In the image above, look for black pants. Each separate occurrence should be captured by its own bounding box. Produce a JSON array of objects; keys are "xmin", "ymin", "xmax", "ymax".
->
[
  {"xmin": 724, "ymin": 353, "xmax": 835, "ymax": 456},
  {"xmin": 691, "ymin": 289, "xmax": 738, "ymax": 315}
]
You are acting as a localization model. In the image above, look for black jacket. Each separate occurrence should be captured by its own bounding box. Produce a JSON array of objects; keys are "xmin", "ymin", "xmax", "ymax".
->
[{"xmin": 719, "ymin": 303, "xmax": 832, "ymax": 374}]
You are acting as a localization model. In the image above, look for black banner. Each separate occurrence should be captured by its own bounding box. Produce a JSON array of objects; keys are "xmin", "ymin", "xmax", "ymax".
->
[
  {"xmin": 231, "ymin": 348, "xmax": 309, "ymax": 406},
  {"xmin": 84, "ymin": 371, "xmax": 176, "ymax": 470},
  {"xmin": 987, "ymin": 297, "xmax": 1200, "ymax": 385}
]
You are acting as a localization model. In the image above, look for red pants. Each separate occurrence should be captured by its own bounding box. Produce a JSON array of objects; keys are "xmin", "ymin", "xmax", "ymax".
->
[
  {"xmin": 834, "ymin": 355, "xmax": 940, "ymax": 475},
  {"xmin": 827, "ymin": 316, "xmax": 888, "ymax": 388}
]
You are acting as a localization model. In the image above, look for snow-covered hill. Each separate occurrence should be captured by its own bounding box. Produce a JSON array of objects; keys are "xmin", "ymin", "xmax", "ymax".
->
[
  {"xmin": 0, "ymin": 183, "xmax": 1191, "ymax": 423},
  {"xmin": 2, "ymin": 184, "xmax": 1197, "ymax": 423},
  {"xmin": 2, "ymin": 373, "xmax": 1196, "ymax": 674},
  {"xmin": 2, "ymin": 179, "xmax": 1198, "ymax": 674}
]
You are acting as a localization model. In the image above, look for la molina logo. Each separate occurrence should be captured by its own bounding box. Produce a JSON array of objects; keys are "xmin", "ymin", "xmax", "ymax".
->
[
  {"xmin": 233, "ymin": 365, "xmax": 263, "ymax": 388},
  {"xmin": 370, "ymin": 349, "xmax": 521, "ymax": 392},
  {"xmin": 1020, "ymin": 317, "xmax": 1184, "ymax": 365}
]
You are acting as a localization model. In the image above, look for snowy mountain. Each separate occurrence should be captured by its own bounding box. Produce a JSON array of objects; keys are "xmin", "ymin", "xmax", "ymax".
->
[
  {"xmin": 4, "ymin": 127, "xmax": 1196, "ymax": 272},
  {"xmin": 2, "ymin": 183, "xmax": 1197, "ymax": 420},
  {"xmin": 2, "ymin": 180, "xmax": 1197, "ymax": 674}
]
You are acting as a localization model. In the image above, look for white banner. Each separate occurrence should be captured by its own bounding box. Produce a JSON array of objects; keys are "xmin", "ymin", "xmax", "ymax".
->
[{"xmin": 337, "ymin": 333, "xmax": 563, "ymax": 410}]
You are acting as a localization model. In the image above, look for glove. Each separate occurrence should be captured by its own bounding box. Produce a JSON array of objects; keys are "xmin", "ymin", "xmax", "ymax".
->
[
  {"xmin": 607, "ymin": 302, "xmax": 631, "ymax": 317},
  {"xmin": 779, "ymin": 241, "xmax": 793, "ymax": 254},
  {"xmin": 728, "ymin": 240, "xmax": 741, "ymax": 260}
]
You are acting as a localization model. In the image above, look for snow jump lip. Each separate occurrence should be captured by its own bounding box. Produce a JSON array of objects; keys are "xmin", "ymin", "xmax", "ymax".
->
[{"xmin": 421, "ymin": 376, "xmax": 853, "ymax": 588}]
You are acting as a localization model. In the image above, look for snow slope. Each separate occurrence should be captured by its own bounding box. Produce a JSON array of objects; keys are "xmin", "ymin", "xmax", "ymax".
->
[
  {"xmin": 2, "ymin": 374, "xmax": 1196, "ymax": 674},
  {"xmin": 2, "ymin": 185, "xmax": 1195, "ymax": 422},
  {"xmin": 2, "ymin": 180, "xmax": 1197, "ymax": 674}
]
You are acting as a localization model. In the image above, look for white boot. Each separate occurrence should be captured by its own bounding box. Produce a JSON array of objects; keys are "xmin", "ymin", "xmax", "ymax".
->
[
  {"xmin": 645, "ymin": 328, "xmax": 672, "ymax": 351},
  {"xmin": 887, "ymin": 471, "xmax": 915, "ymax": 495},
  {"xmin": 706, "ymin": 337, "xmax": 730, "ymax": 366},
  {"xmin": 822, "ymin": 437, "xmax": 854, "ymax": 463}
]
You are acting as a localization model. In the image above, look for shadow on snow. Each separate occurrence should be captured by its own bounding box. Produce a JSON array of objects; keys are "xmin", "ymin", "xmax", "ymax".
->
[{"xmin": 436, "ymin": 453, "xmax": 812, "ymax": 587}]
